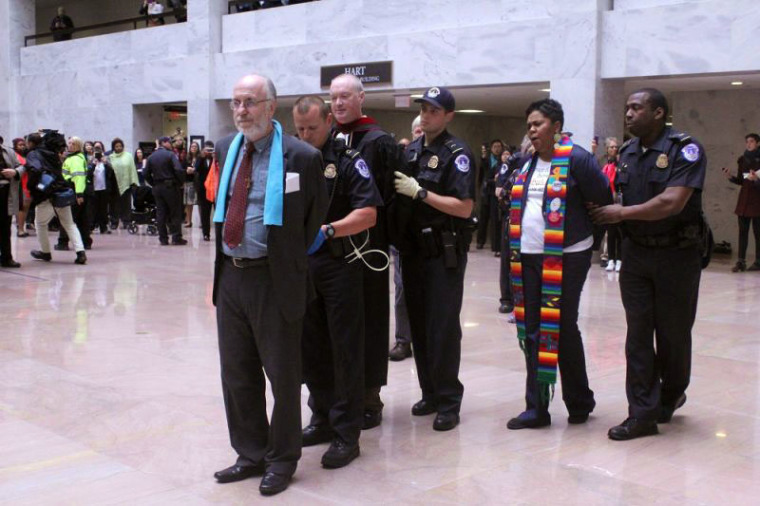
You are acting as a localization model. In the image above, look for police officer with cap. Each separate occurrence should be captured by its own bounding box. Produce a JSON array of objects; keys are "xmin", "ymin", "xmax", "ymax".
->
[
  {"xmin": 144, "ymin": 136, "xmax": 187, "ymax": 245},
  {"xmin": 292, "ymin": 96, "xmax": 383, "ymax": 467},
  {"xmin": 590, "ymin": 88, "xmax": 707, "ymax": 441},
  {"xmin": 392, "ymin": 86, "xmax": 475, "ymax": 431}
]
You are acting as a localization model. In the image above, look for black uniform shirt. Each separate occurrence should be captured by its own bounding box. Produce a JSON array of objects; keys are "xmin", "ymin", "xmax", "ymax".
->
[
  {"xmin": 321, "ymin": 138, "xmax": 383, "ymax": 225},
  {"xmin": 405, "ymin": 130, "xmax": 475, "ymax": 230},
  {"xmin": 618, "ymin": 127, "xmax": 706, "ymax": 236},
  {"xmin": 144, "ymin": 147, "xmax": 184, "ymax": 185}
]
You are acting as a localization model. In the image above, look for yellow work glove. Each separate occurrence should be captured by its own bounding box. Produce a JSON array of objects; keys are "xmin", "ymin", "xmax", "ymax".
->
[{"xmin": 394, "ymin": 171, "xmax": 422, "ymax": 199}]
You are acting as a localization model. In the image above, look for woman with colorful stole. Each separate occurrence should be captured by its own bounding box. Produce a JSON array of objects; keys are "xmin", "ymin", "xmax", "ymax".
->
[{"xmin": 507, "ymin": 99, "xmax": 612, "ymax": 430}]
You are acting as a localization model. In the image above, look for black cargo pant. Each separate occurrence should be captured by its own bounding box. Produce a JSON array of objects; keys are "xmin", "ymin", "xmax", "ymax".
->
[
  {"xmin": 401, "ymin": 249, "xmax": 467, "ymax": 416},
  {"xmin": 303, "ymin": 249, "xmax": 365, "ymax": 444},
  {"xmin": 152, "ymin": 181, "xmax": 183, "ymax": 242},
  {"xmin": 620, "ymin": 240, "xmax": 701, "ymax": 422}
]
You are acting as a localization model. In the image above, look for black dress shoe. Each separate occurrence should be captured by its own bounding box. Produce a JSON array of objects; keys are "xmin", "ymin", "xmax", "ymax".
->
[
  {"xmin": 498, "ymin": 302, "xmax": 514, "ymax": 314},
  {"xmin": 172, "ymin": 238, "xmax": 188, "ymax": 245},
  {"xmin": 1, "ymin": 259, "xmax": 21, "ymax": 268},
  {"xmin": 214, "ymin": 463, "xmax": 265, "ymax": 483},
  {"xmin": 608, "ymin": 417, "xmax": 658, "ymax": 441},
  {"xmin": 74, "ymin": 251, "xmax": 87, "ymax": 265},
  {"xmin": 54, "ymin": 243, "xmax": 69, "ymax": 251},
  {"xmin": 259, "ymin": 471, "xmax": 291, "ymax": 496},
  {"xmin": 507, "ymin": 413, "xmax": 551, "ymax": 430},
  {"xmin": 658, "ymin": 393, "xmax": 687, "ymax": 424},
  {"xmin": 433, "ymin": 412, "xmax": 459, "ymax": 431},
  {"xmin": 567, "ymin": 413, "xmax": 590, "ymax": 424},
  {"xmin": 411, "ymin": 399, "xmax": 437, "ymax": 416},
  {"xmin": 389, "ymin": 341, "xmax": 412, "ymax": 361},
  {"xmin": 31, "ymin": 250, "xmax": 52, "ymax": 262},
  {"xmin": 302, "ymin": 424, "xmax": 333, "ymax": 447},
  {"xmin": 362, "ymin": 410, "xmax": 382, "ymax": 430},
  {"xmin": 203, "ymin": 235, "xmax": 210, "ymax": 241},
  {"xmin": 160, "ymin": 240, "xmax": 170, "ymax": 246},
  {"xmin": 321, "ymin": 439, "xmax": 360, "ymax": 469}
]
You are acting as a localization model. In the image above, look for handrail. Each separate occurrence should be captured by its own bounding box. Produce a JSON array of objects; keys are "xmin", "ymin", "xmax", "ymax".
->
[{"xmin": 24, "ymin": 10, "xmax": 182, "ymax": 47}]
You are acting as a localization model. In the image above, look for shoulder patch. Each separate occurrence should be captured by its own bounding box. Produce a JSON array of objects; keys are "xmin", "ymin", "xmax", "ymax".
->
[
  {"xmin": 500, "ymin": 164, "xmax": 508, "ymax": 175},
  {"xmin": 454, "ymin": 154, "xmax": 471, "ymax": 173},
  {"xmin": 680, "ymin": 143, "xmax": 700, "ymax": 163},
  {"xmin": 355, "ymin": 159, "xmax": 371, "ymax": 179}
]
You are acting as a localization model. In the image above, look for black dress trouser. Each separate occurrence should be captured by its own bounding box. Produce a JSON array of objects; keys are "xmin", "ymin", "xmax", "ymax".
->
[
  {"xmin": 216, "ymin": 260, "xmax": 302, "ymax": 475},
  {"xmin": 519, "ymin": 250, "xmax": 595, "ymax": 420},
  {"xmin": 401, "ymin": 250, "xmax": 467, "ymax": 416},
  {"xmin": 620, "ymin": 239, "xmax": 701, "ymax": 422},
  {"xmin": 197, "ymin": 191, "xmax": 213, "ymax": 238},
  {"xmin": 152, "ymin": 182, "xmax": 183, "ymax": 242},
  {"xmin": 302, "ymin": 250, "xmax": 365, "ymax": 444}
]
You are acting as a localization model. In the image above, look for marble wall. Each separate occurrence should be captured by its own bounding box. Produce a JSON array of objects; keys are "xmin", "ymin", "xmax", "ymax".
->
[{"xmin": 672, "ymin": 89, "xmax": 760, "ymax": 251}]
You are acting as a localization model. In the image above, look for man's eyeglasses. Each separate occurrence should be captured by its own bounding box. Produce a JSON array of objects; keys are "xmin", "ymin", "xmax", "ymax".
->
[{"xmin": 230, "ymin": 98, "xmax": 271, "ymax": 111}]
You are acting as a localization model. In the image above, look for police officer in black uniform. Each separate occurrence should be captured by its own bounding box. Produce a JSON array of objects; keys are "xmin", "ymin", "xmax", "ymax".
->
[
  {"xmin": 590, "ymin": 88, "xmax": 707, "ymax": 441},
  {"xmin": 391, "ymin": 87, "xmax": 475, "ymax": 431},
  {"xmin": 144, "ymin": 136, "xmax": 187, "ymax": 245},
  {"xmin": 292, "ymin": 96, "xmax": 383, "ymax": 468}
]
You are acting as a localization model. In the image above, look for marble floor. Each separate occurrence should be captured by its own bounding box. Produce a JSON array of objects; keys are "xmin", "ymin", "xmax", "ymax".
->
[{"xmin": 1, "ymin": 224, "xmax": 759, "ymax": 506}]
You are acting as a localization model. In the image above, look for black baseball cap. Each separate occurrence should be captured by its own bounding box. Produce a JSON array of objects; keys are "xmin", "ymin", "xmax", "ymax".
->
[{"xmin": 414, "ymin": 87, "xmax": 456, "ymax": 112}]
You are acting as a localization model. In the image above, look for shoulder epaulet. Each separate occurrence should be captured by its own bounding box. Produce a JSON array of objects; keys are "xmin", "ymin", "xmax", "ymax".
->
[
  {"xmin": 668, "ymin": 131, "xmax": 692, "ymax": 145},
  {"xmin": 343, "ymin": 147, "xmax": 361, "ymax": 160},
  {"xmin": 444, "ymin": 139, "xmax": 464, "ymax": 154}
]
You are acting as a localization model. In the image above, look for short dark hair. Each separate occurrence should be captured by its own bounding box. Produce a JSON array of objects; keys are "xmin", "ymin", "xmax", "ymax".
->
[
  {"xmin": 293, "ymin": 95, "xmax": 331, "ymax": 120},
  {"xmin": 490, "ymin": 139, "xmax": 503, "ymax": 148},
  {"xmin": 525, "ymin": 99, "xmax": 564, "ymax": 129},
  {"xmin": 745, "ymin": 133, "xmax": 760, "ymax": 144},
  {"xmin": 203, "ymin": 140, "xmax": 215, "ymax": 149},
  {"xmin": 632, "ymin": 88, "xmax": 669, "ymax": 118},
  {"xmin": 12, "ymin": 138, "xmax": 24, "ymax": 147},
  {"xmin": 111, "ymin": 137, "xmax": 124, "ymax": 151}
]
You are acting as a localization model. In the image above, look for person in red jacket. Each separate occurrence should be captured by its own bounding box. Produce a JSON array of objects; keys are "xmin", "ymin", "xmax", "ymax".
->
[
  {"xmin": 722, "ymin": 133, "xmax": 760, "ymax": 272},
  {"xmin": 601, "ymin": 137, "xmax": 622, "ymax": 272}
]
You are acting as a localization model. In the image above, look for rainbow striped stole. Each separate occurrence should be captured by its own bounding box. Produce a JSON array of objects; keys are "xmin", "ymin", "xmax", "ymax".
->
[{"xmin": 509, "ymin": 136, "xmax": 573, "ymax": 389}]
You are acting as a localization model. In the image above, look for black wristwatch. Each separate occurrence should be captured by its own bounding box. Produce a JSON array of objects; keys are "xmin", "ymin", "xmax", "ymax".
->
[
  {"xmin": 324, "ymin": 223, "xmax": 336, "ymax": 239},
  {"xmin": 417, "ymin": 188, "xmax": 428, "ymax": 201}
]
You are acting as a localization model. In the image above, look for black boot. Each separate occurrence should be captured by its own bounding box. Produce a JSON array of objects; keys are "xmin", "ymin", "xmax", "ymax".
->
[{"xmin": 75, "ymin": 251, "xmax": 87, "ymax": 265}]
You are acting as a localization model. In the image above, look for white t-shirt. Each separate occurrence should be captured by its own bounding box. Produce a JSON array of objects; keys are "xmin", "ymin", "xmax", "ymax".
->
[
  {"xmin": 519, "ymin": 158, "xmax": 593, "ymax": 254},
  {"xmin": 93, "ymin": 162, "xmax": 106, "ymax": 191}
]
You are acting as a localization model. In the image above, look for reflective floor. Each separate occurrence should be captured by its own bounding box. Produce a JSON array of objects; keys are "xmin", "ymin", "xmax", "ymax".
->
[{"xmin": 2, "ymin": 224, "xmax": 759, "ymax": 505}]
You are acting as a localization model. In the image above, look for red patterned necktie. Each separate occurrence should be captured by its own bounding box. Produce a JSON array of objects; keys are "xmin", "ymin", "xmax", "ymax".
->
[{"xmin": 223, "ymin": 141, "xmax": 255, "ymax": 249}]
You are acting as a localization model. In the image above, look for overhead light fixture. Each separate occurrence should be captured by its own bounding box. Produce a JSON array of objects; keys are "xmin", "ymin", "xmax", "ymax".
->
[
  {"xmin": 456, "ymin": 109, "xmax": 485, "ymax": 114},
  {"xmin": 540, "ymin": 88, "xmax": 551, "ymax": 92},
  {"xmin": 731, "ymin": 81, "xmax": 743, "ymax": 86},
  {"xmin": 410, "ymin": 94, "xmax": 424, "ymax": 98}
]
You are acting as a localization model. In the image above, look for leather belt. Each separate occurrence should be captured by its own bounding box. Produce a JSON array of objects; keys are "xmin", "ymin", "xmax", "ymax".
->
[{"xmin": 224, "ymin": 254, "xmax": 268, "ymax": 268}]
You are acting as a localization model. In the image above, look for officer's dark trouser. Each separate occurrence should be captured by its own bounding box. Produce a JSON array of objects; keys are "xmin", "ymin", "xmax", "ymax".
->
[
  {"xmin": 216, "ymin": 259, "xmax": 302, "ymax": 476},
  {"xmin": 519, "ymin": 250, "xmax": 595, "ymax": 420},
  {"xmin": 152, "ymin": 183, "xmax": 183, "ymax": 242},
  {"xmin": 402, "ymin": 250, "xmax": 467, "ymax": 415},
  {"xmin": 58, "ymin": 198, "xmax": 91, "ymax": 248},
  {"xmin": 303, "ymin": 251, "xmax": 365, "ymax": 444},
  {"xmin": 0, "ymin": 185, "xmax": 12, "ymax": 264},
  {"xmin": 620, "ymin": 240, "xmax": 701, "ymax": 422},
  {"xmin": 391, "ymin": 246, "xmax": 411, "ymax": 345},
  {"xmin": 198, "ymin": 190, "xmax": 213, "ymax": 238},
  {"xmin": 363, "ymin": 224, "xmax": 390, "ymax": 414},
  {"xmin": 499, "ymin": 217, "xmax": 513, "ymax": 305},
  {"xmin": 477, "ymin": 189, "xmax": 501, "ymax": 251}
]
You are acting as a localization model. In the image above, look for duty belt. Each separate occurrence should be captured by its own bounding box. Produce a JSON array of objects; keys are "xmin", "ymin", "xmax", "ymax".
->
[
  {"xmin": 627, "ymin": 232, "xmax": 699, "ymax": 249},
  {"xmin": 224, "ymin": 254, "xmax": 268, "ymax": 268}
]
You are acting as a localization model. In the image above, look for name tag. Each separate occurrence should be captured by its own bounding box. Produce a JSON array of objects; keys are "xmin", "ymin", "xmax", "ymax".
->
[{"xmin": 285, "ymin": 172, "xmax": 300, "ymax": 193}]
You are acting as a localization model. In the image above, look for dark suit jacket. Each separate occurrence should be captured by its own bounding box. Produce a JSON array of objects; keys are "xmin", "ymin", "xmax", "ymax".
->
[{"xmin": 212, "ymin": 132, "xmax": 328, "ymax": 322}]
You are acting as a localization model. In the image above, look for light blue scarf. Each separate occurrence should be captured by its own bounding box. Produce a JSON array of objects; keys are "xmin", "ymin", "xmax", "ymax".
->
[{"xmin": 213, "ymin": 120, "xmax": 284, "ymax": 226}]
